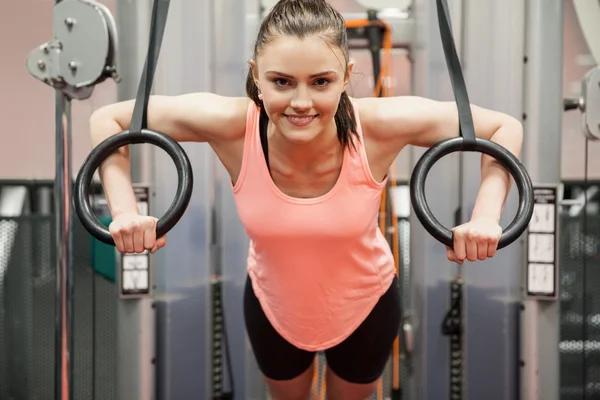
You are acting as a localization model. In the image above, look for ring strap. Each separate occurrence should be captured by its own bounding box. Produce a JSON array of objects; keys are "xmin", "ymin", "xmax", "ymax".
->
[
  {"xmin": 437, "ymin": 0, "xmax": 476, "ymax": 149},
  {"xmin": 130, "ymin": 0, "xmax": 171, "ymax": 133}
]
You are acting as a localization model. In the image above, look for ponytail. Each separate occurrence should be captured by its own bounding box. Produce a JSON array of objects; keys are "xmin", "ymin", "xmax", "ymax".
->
[{"xmin": 335, "ymin": 91, "xmax": 359, "ymax": 150}]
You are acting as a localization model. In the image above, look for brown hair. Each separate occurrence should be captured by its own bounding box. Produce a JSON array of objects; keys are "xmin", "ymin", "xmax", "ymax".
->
[{"xmin": 245, "ymin": 0, "xmax": 358, "ymax": 149}]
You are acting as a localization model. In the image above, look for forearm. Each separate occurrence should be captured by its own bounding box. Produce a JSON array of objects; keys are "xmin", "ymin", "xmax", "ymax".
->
[
  {"xmin": 471, "ymin": 120, "xmax": 523, "ymax": 223},
  {"xmin": 90, "ymin": 114, "xmax": 139, "ymax": 218}
]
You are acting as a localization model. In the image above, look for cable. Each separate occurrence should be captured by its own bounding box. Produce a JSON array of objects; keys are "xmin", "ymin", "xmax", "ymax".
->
[{"xmin": 582, "ymin": 135, "xmax": 589, "ymax": 399}]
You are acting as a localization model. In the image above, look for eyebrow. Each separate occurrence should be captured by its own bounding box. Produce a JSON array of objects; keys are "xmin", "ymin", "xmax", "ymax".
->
[{"xmin": 265, "ymin": 71, "xmax": 338, "ymax": 78}]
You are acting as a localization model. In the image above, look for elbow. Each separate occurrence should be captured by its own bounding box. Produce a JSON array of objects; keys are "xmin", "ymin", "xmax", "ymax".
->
[
  {"xmin": 89, "ymin": 106, "xmax": 124, "ymax": 148},
  {"xmin": 506, "ymin": 116, "xmax": 524, "ymax": 157},
  {"xmin": 493, "ymin": 115, "xmax": 523, "ymax": 158}
]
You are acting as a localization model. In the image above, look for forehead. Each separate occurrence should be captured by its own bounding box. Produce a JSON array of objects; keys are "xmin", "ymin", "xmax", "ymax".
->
[{"xmin": 257, "ymin": 35, "xmax": 346, "ymax": 75}]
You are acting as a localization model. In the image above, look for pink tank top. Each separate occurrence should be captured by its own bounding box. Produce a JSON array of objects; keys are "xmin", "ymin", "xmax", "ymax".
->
[{"xmin": 231, "ymin": 101, "xmax": 397, "ymax": 351}]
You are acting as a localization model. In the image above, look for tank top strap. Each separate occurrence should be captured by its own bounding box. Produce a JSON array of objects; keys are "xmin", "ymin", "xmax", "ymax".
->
[
  {"xmin": 231, "ymin": 101, "xmax": 262, "ymax": 194},
  {"xmin": 348, "ymin": 98, "xmax": 388, "ymax": 190}
]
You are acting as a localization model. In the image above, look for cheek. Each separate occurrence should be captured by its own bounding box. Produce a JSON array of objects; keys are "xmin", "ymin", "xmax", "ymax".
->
[
  {"xmin": 314, "ymin": 92, "xmax": 342, "ymax": 116},
  {"xmin": 261, "ymin": 89, "xmax": 289, "ymax": 111}
]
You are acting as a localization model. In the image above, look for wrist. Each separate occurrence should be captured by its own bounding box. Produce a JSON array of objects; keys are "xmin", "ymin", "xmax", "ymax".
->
[
  {"xmin": 110, "ymin": 206, "xmax": 139, "ymax": 219},
  {"xmin": 470, "ymin": 210, "xmax": 501, "ymax": 224}
]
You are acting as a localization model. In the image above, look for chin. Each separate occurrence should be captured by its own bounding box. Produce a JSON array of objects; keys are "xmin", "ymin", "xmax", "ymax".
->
[{"xmin": 280, "ymin": 128, "xmax": 320, "ymax": 143}]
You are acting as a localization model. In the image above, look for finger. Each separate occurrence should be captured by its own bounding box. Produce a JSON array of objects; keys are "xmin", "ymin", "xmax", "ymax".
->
[
  {"xmin": 465, "ymin": 230, "xmax": 478, "ymax": 262},
  {"xmin": 115, "ymin": 232, "xmax": 126, "ymax": 254},
  {"xmin": 488, "ymin": 235, "xmax": 500, "ymax": 258},
  {"xmin": 453, "ymin": 229, "xmax": 467, "ymax": 263},
  {"xmin": 446, "ymin": 247, "xmax": 461, "ymax": 264},
  {"xmin": 109, "ymin": 225, "xmax": 125, "ymax": 254},
  {"xmin": 143, "ymin": 220, "xmax": 157, "ymax": 251},
  {"xmin": 133, "ymin": 222, "xmax": 145, "ymax": 253},
  {"xmin": 477, "ymin": 236, "xmax": 488, "ymax": 260},
  {"xmin": 446, "ymin": 247, "xmax": 455, "ymax": 262},
  {"xmin": 122, "ymin": 224, "xmax": 135, "ymax": 254}
]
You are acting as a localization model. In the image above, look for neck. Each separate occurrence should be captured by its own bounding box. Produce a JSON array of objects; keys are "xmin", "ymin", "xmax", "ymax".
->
[{"xmin": 269, "ymin": 122, "xmax": 341, "ymax": 169}]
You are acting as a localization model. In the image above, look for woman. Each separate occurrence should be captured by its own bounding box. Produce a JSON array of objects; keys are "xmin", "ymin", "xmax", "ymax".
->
[{"xmin": 89, "ymin": 1, "xmax": 523, "ymax": 398}]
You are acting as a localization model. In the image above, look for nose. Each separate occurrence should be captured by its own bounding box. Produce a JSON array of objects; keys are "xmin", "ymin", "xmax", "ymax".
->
[{"xmin": 290, "ymin": 85, "xmax": 312, "ymax": 111}]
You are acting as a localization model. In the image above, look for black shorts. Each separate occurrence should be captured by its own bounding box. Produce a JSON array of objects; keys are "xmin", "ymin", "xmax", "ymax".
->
[{"xmin": 243, "ymin": 275, "xmax": 401, "ymax": 384}]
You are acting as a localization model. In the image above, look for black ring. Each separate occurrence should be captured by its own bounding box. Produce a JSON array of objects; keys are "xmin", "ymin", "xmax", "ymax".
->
[
  {"xmin": 74, "ymin": 129, "xmax": 194, "ymax": 246},
  {"xmin": 409, "ymin": 137, "xmax": 534, "ymax": 250}
]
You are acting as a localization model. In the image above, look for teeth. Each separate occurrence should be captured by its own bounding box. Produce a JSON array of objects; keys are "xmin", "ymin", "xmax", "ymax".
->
[{"xmin": 287, "ymin": 116, "xmax": 313, "ymax": 121}]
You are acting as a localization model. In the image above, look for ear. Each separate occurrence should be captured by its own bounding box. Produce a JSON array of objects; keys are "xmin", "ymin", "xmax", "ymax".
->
[
  {"xmin": 249, "ymin": 59, "xmax": 259, "ymax": 84},
  {"xmin": 343, "ymin": 61, "xmax": 355, "ymax": 90}
]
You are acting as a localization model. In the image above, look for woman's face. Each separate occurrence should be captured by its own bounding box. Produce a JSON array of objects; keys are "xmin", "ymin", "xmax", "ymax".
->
[{"xmin": 252, "ymin": 34, "xmax": 351, "ymax": 144}]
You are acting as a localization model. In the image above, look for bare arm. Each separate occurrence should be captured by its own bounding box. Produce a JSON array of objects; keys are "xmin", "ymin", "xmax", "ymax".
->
[
  {"xmin": 89, "ymin": 93, "xmax": 249, "ymax": 217},
  {"xmin": 360, "ymin": 95, "xmax": 524, "ymax": 222}
]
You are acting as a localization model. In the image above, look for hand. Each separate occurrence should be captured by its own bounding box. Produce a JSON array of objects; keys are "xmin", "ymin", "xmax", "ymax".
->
[
  {"xmin": 446, "ymin": 217, "xmax": 502, "ymax": 264},
  {"xmin": 108, "ymin": 212, "xmax": 166, "ymax": 254}
]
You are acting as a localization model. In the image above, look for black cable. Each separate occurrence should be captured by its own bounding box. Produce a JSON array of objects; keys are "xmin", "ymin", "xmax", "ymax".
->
[
  {"xmin": 365, "ymin": 9, "xmax": 383, "ymax": 97},
  {"xmin": 222, "ymin": 298, "xmax": 235, "ymax": 399},
  {"xmin": 211, "ymin": 279, "xmax": 235, "ymax": 400},
  {"xmin": 582, "ymin": 136, "xmax": 589, "ymax": 399}
]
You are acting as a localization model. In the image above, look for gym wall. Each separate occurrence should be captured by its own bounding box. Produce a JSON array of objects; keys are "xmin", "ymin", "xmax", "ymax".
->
[{"xmin": 0, "ymin": 0, "xmax": 118, "ymax": 180}]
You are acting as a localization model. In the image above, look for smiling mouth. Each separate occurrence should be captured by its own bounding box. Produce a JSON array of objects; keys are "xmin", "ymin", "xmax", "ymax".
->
[{"xmin": 283, "ymin": 114, "xmax": 318, "ymax": 126}]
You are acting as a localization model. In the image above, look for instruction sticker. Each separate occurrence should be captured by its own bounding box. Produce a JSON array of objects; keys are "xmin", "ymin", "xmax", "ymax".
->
[{"xmin": 526, "ymin": 186, "xmax": 558, "ymax": 299}]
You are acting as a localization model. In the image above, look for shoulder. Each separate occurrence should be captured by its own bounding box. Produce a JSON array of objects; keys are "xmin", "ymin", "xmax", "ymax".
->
[
  {"xmin": 220, "ymin": 96, "xmax": 255, "ymax": 138},
  {"xmin": 351, "ymin": 95, "xmax": 442, "ymax": 141},
  {"xmin": 168, "ymin": 94, "xmax": 255, "ymax": 144},
  {"xmin": 185, "ymin": 94, "xmax": 253, "ymax": 142}
]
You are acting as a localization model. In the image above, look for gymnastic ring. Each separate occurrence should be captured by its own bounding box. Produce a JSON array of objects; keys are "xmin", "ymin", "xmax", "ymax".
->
[
  {"xmin": 409, "ymin": 137, "xmax": 534, "ymax": 250},
  {"xmin": 74, "ymin": 129, "xmax": 193, "ymax": 246}
]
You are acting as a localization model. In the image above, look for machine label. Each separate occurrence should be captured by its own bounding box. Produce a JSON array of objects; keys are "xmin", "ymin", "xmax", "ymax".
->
[{"xmin": 526, "ymin": 186, "xmax": 558, "ymax": 299}]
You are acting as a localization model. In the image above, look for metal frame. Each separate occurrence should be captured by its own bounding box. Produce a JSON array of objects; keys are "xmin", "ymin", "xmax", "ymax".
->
[{"xmin": 519, "ymin": 2, "xmax": 564, "ymax": 399}]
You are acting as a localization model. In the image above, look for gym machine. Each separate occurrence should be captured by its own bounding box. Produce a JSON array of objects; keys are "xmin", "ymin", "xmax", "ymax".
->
[
  {"xmin": 26, "ymin": 1, "xmax": 121, "ymax": 399},
  {"xmin": 26, "ymin": 0, "xmax": 246, "ymax": 399},
  {"xmin": 15, "ymin": 0, "xmax": 600, "ymax": 399}
]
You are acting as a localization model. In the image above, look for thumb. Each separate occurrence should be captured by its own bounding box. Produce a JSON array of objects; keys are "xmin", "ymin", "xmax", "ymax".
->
[{"xmin": 151, "ymin": 235, "xmax": 167, "ymax": 254}]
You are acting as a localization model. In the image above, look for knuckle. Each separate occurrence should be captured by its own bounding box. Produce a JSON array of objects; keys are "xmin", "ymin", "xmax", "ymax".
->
[
  {"xmin": 120, "ymin": 224, "xmax": 133, "ymax": 234},
  {"xmin": 109, "ymin": 224, "xmax": 122, "ymax": 235}
]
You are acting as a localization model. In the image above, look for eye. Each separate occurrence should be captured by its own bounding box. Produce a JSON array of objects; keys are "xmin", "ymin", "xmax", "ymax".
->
[
  {"xmin": 314, "ymin": 78, "xmax": 331, "ymax": 88},
  {"xmin": 272, "ymin": 78, "xmax": 290, "ymax": 88}
]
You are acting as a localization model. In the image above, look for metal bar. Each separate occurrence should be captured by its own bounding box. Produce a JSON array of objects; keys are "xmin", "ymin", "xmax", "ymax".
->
[
  {"xmin": 520, "ymin": 0, "xmax": 564, "ymax": 399},
  {"xmin": 54, "ymin": 89, "xmax": 73, "ymax": 400},
  {"xmin": 52, "ymin": 0, "xmax": 74, "ymax": 397}
]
